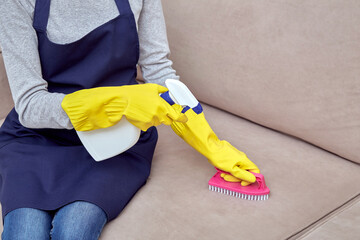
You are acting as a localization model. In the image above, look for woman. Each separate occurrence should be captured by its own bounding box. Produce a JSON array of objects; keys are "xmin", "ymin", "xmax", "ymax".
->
[{"xmin": 0, "ymin": 0, "xmax": 259, "ymax": 239}]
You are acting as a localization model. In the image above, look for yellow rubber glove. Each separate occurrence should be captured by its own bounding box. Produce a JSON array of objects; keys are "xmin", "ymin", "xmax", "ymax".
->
[
  {"xmin": 220, "ymin": 173, "xmax": 256, "ymax": 186},
  {"xmin": 170, "ymin": 104, "xmax": 260, "ymax": 185},
  {"xmin": 61, "ymin": 84, "xmax": 187, "ymax": 131}
]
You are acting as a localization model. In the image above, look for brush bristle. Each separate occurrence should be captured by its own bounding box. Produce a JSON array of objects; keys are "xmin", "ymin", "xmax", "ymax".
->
[{"xmin": 208, "ymin": 185, "xmax": 269, "ymax": 201}]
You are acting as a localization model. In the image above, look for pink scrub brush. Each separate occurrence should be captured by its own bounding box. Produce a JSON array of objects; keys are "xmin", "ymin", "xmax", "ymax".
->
[{"xmin": 208, "ymin": 168, "xmax": 270, "ymax": 201}]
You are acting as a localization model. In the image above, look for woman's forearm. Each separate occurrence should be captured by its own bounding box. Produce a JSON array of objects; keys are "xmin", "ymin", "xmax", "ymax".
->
[
  {"xmin": 0, "ymin": 0, "xmax": 179, "ymax": 129},
  {"xmin": 0, "ymin": 0, "xmax": 73, "ymax": 129}
]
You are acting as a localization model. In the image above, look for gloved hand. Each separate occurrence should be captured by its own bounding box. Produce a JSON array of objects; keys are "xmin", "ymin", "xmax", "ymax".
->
[
  {"xmin": 170, "ymin": 104, "xmax": 260, "ymax": 185},
  {"xmin": 61, "ymin": 84, "xmax": 187, "ymax": 131}
]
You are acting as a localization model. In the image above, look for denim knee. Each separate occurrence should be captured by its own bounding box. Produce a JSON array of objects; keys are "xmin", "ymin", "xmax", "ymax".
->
[
  {"xmin": 2, "ymin": 208, "xmax": 52, "ymax": 240},
  {"xmin": 50, "ymin": 201, "xmax": 107, "ymax": 240}
]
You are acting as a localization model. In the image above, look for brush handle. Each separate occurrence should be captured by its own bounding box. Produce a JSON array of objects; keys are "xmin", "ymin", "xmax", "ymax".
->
[{"xmin": 215, "ymin": 168, "xmax": 266, "ymax": 190}]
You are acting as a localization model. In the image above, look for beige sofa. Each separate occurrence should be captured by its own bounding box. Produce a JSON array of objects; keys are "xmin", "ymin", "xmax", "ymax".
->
[{"xmin": 1, "ymin": 0, "xmax": 360, "ymax": 239}]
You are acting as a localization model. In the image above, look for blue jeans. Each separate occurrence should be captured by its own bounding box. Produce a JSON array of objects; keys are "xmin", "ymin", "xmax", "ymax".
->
[{"xmin": 2, "ymin": 201, "xmax": 108, "ymax": 240}]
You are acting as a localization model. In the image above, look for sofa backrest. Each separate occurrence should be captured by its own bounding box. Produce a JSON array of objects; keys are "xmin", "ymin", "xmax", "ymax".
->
[
  {"xmin": 0, "ymin": 51, "xmax": 13, "ymax": 120},
  {"xmin": 162, "ymin": 0, "xmax": 360, "ymax": 163},
  {"xmin": 1, "ymin": 2, "xmax": 359, "ymax": 163}
]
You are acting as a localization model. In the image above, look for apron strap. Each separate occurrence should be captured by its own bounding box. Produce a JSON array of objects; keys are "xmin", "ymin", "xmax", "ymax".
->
[
  {"xmin": 114, "ymin": 0, "xmax": 133, "ymax": 15},
  {"xmin": 33, "ymin": 0, "xmax": 51, "ymax": 32}
]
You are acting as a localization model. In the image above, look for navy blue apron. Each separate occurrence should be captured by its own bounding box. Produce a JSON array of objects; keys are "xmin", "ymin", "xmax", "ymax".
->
[{"xmin": 0, "ymin": 0, "xmax": 158, "ymax": 222}]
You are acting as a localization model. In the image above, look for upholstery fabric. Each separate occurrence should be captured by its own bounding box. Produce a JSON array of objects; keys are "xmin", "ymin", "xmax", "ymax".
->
[
  {"xmin": 301, "ymin": 199, "xmax": 360, "ymax": 240},
  {"xmin": 0, "ymin": 53, "xmax": 13, "ymax": 119},
  {"xmin": 162, "ymin": 0, "xmax": 360, "ymax": 163},
  {"xmin": 99, "ymin": 104, "xmax": 360, "ymax": 240},
  {"xmin": 1, "ymin": 1, "xmax": 360, "ymax": 238}
]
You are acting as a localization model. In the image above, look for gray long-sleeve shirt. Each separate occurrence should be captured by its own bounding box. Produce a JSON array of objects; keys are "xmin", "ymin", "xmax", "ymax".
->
[{"xmin": 0, "ymin": 0, "xmax": 179, "ymax": 129}]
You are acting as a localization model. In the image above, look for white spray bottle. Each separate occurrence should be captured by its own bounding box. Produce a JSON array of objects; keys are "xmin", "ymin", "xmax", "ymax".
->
[{"xmin": 76, "ymin": 79, "xmax": 199, "ymax": 161}]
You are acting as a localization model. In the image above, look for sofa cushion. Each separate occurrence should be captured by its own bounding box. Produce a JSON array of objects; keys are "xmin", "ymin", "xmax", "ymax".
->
[
  {"xmin": 99, "ymin": 104, "xmax": 360, "ymax": 239},
  {"xmin": 0, "ymin": 52, "xmax": 14, "ymax": 119},
  {"xmin": 300, "ymin": 198, "xmax": 360, "ymax": 240},
  {"xmin": 161, "ymin": 0, "xmax": 360, "ymax": 163}
]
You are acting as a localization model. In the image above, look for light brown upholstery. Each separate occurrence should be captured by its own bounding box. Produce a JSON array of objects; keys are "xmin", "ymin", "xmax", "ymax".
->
[
  {"xmin": 0, "ymin": 1, "xmax": 359, "ymax": 239},
  {"xmin": 0, "ymin": 52, "xmax": 13, "ymax": 119},
  {"xmin": 162, "ymin": 0, "xmax": 360, "ymax": 163},
  {"xmin": 100, "ymin": 104, "xmax": 360, "ymax": 239},
  {"xmin": 301, "ymin": 201, "xmax": 360, "ymax": 240}
]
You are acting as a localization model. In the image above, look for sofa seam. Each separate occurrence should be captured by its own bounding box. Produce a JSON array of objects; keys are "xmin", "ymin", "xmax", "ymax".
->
[
  {"xmin": 286, "ymin": 193, "xmax": 360, "ymax": 240},
  {"xmin": 203, "ymin": 102, "xmax": 360, "ymax": 166}
]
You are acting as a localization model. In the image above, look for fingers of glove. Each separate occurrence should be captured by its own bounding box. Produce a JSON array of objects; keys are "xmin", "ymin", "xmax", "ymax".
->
[
  {"xmin": 220, "ymin": 173, "xmax": 254, "ymax": 186},
  {"xmin": 241, "ymin": 181, "xmax": 252, "ymax": 186},
  {"xmin": 249, "ymin": 168, "xmax": 260, "ymax": 174},
  {"xmin": 241, "ymin": 165, "xmax": 262, "ymax": 186},
  {"xmin": 154, "ymin": 84, "xmax": 170, "ymax": 94},
  {"xmin": 160, "ymin": 115, "xmax": 174, "ymax": 126},
  {"xmin": 163, "ymin": 103, "xmax": 188, "ymax": 123},
  {"xmin": 235, "ymin": 155, "xmax": 260, "ymax": 173},
  {"xmin": 220, "ymin": 173, "xmax": 241, "ymax": 182},
  {"xmin": 107, "ymin": 114, "xmax": 123, "ymax": 124},
  {"xmin": 161, "ymin": 114, "xmax": 186, "ymax": 127},
  {"xmin": 171, "ymin": 113, "xmax": 188, "ymax": 123},
  {"xmin": 231, "ymin": 167, "xmax": 256, "ymax": 183},
  {"xmin": 224, "ymin": 142, "xmax": 259, "ymax": 170},
  {"xmin": 158, "ymin": 94, "xmax": 189, "ymax": 123}
]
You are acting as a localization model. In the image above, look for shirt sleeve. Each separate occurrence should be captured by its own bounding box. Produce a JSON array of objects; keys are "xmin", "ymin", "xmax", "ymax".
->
[
  {"xmin": 0, "ymin": 0, "xmax": 73, "ymax": 129},
  {"xmin": 137, "ymin": 0, "xmax": 180, "ymax": 87}
]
